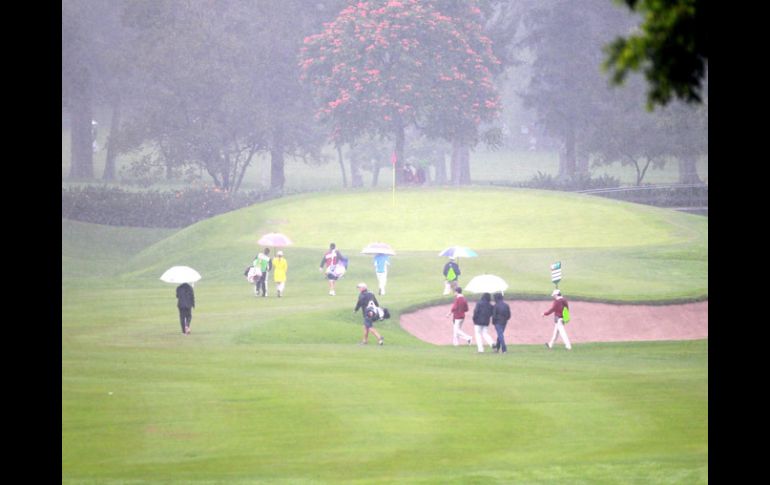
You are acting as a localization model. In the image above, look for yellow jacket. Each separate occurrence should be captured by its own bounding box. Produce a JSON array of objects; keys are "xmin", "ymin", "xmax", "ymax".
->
[{"xmin": 272, "ymin": 257, "xmax": 288, "ymax": 282}]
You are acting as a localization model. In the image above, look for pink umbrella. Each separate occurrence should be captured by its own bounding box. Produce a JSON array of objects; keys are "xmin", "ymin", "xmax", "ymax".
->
[
  {"xmin": 258, "ymin": 233, "xmax": 293, "ymax": 247},
  {"xmin": 361, "ymin": 242, "xmax": 396, "ymax": 255}
]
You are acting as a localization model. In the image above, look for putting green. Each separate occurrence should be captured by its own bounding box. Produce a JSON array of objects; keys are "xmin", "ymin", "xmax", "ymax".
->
[{"xmin": 207, "ymin": 187, "xmax": 703, "ymax": 250}]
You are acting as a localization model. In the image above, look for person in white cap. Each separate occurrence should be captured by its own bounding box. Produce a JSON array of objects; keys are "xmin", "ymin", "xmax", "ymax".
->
[
  {"xmin": 542, "ymin": 288, "xmax": 572, "ymax": 350},
  {"xmin": 353, "ymin": 282, "xmax": 384, "ymax": 345},
  {"xmin": 272, "ymin": 250, "xmax": 288, "ymax": 297}
]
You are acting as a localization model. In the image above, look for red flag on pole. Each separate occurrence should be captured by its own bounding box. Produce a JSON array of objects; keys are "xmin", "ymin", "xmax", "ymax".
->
[{"xmin": 391, "ymin": 151, "xmax": 397, "ymax": 166}]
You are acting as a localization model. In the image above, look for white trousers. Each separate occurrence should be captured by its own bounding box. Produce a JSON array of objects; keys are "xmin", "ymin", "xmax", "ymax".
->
[
  {"xmin": 549, "ymin": 318, "xmax": 572, "ymax": 349},
  {"xmin": 452, "ymin": 318, "xmax": 472, "ymax": 345},
  {"xmin": 376, "ymin": 271, "xmax": 387, "ymax": 294},
  {"xmin": 275, "ymin": 281, "xmax": 286, "ymax": 295},
  {"xmin": 474, "ymin": 325, "xmax": 495, "ymax": 352}
]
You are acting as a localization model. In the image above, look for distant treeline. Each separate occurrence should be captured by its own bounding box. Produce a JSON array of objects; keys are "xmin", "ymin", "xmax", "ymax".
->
[{"xmin": 61, "ymin": 186, "xmax": 278, "ymax": 228}]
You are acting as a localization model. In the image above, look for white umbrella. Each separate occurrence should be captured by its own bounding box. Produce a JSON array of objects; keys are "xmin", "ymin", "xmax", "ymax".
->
[
  {"xmin": 160, "ymin": 266, "xmax": 202, "ymax": 284},
  {"xmin": 438, "ymin": 246, "xmax": 478, "ymax": 258},
  {"xmin": 361, "ymin": 242, "xmax": 396, "ymax": 256},
  {"xmin": 464, "ymin": 274, "xmax": 508, "ymax": 294}
]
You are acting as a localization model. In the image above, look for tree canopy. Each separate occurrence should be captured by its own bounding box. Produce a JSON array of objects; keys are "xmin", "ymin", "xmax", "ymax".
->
[
  {"xmin": 603, "ymin": 0, "xmax": 708, "ymax": 109},
  {"xmin": 299, "ymin": 0, "xmax": 501, "ymax": 183}
]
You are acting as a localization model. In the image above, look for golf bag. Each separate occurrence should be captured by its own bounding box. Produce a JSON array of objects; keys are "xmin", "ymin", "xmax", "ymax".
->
[
  {"xmin": 246, "ymin": 265, "xmax": 261, "ymax": 283},
  {"xmin": 365, "ymin": 301, "xmax": 390, "ymax": 321},
  {"xmin": 327, "ymin": 255, "xmax": 349, "ymax": 279}
]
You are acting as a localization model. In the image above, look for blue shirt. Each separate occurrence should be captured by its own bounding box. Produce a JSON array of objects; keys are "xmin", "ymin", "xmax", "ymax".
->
[{"xmin": 373, "ymin": 254, "xmax": 390, "ymax": 273}]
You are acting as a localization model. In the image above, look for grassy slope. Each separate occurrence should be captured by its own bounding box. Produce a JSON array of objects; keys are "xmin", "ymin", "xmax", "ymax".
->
[{"xmin": 62, "ymin": 188, "xmax": 707, "ymax": 484}]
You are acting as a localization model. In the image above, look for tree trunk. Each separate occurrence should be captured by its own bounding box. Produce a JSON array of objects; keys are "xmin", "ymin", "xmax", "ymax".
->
[
  {"xmin": 678, "ymin": 155, "xmax": 702, "ymax": 184},
  {"xmin": 576, "ymin": 149, "xmax": 589, "ymax": 176},
  {"xmin": 559, "ymin": 126, "xmax": 576, "ymax": 181},
  {"xmin": 432, "ymin": 150, "xmax": 447, "ymax": 184},
  {"xmin": 68, "ymin": 67, "xmax": 94, "ymax": 180},
  {"xmin": 372, "ymin": 164, "xmax": 381, "ymax": 187},
  {"xmin": 459, "ymin": 145, "xmax": 471, "ymax": 184},
  {"xmin": 102, "ymin": 96, "xmax": 121, "ymax": 181},
  {"xmin": 337, "ymin": 144, "xmax": 348, "ymax": 188},
  {"xmin": 350, "ymin": 154, "xmax": 363, "ymax": 188},
  {"xmin": 270, "ymin": 126, "xmax": 285, "ymax": 190},
  {"xmin": 450, "ymin": 139, "xmax": 470, "ymax": 185},
  {"xmin": 394, "ymin": 118, "xmax": 405, "ymax": 185}
]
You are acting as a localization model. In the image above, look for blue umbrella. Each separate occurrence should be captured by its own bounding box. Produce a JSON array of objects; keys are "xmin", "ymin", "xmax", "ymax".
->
[{"xmin": 438, "ymin": 246, "xmax": 478, "ymax": 258}]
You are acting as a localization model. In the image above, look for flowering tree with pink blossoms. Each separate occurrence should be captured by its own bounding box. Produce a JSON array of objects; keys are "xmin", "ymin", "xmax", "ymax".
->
[{"xmin": 300, "ymin": 0, "xmax": 501, "ymax": 184}]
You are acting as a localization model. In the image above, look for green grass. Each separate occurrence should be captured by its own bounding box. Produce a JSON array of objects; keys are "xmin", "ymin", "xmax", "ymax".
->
[{"xmin": 62, "ymin": 188, "xmax": 707, "ymax": 484}]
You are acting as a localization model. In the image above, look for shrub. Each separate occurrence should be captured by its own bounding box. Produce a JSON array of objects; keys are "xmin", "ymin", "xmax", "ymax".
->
[
  {"xmin": 519, "ymin": 171, "xmax": 621, "ymax": 191},
  {"xmin": 62, "ymin": 186, "xmax": 273, "ymax": 228}
]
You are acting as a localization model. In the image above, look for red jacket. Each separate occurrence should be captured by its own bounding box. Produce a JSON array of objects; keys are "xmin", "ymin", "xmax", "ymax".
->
[
  {"xmin": 544, "ymin": 297, "xmax": 569, "ymax": 318},
  {"xmin": 450, "ymin": 295, "xmax": 469, "ymax": 319}
]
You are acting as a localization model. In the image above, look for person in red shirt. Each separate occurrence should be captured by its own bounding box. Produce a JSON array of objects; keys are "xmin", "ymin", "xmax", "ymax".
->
[
  {"xmin": 319, "ymin": 243, "xmax": 344, "ymax": 296},
  {"xmin": 542, "ymin": 288, "xmax": 572, "ymax": 350},
  {"xmin": 446, "ymin": 287, "xmax": 473, "ymax": 346}
]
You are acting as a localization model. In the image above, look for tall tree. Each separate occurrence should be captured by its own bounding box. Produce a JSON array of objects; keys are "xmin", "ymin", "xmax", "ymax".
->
[
  {"xmin": 584, "ymin": 75, "xmax": 707, "ymax": 185},
  {"xmin": 116, "ymin": 0, "xmax": 336, "ymax": 192},
  {"xmin": 62, "ymin": 0, "xmax": 98, "ymax": 179},
  {"xmin": 603, "ymin": 0, "xmax": 708, "ymax": 110},
  {"xmin": 300, "ymin": 0, "xmax": 501, "ymax": 185},
  {"xmin": 519, "ymin": 0, "xmax": 634, "ymax": 180}
]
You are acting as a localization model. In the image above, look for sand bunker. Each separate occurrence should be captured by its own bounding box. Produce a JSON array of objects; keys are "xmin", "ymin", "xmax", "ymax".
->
[{"xmin": 399, "ymin": 300, "xmax": 708, "ymax": 345}]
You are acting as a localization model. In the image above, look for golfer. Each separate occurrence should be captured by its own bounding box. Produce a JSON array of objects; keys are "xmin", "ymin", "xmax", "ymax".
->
[
  {"xmin": 543, "ymin": 289, "xmax": 572, "ymax": 350},
  {"xmin": 472, "ymin": 292, "xmax": 495, "ymax": 352},
  {"xmin": 373, "ymin": 253, "xmax": 391, "ymax": 295},
  {"xmin": 446, "ymin": 287, "xmax": 472, "ymax": 346},
  {"xmin": 176, "ymin": 282, "xmax": 195, "ymax": 335},
  {"xmin": 320, "ymin": 243, "xmax": 344, "ymax": 296},
  {"xmin": 353, "ymin": 282, "xmax": 384, "ymax": 345},
  {"xmin": 492, "ymin": 292, "xmax": 511, "ymax": 353},
  {"xmin": 254, "ymin": 248, "xmax": 272, "ymax": 297}
]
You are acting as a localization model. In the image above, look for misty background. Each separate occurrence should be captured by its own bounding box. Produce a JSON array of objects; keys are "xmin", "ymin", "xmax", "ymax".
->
[{"xmin": 62, "ymin": 0, "xmax": 707, "ymax": 227}]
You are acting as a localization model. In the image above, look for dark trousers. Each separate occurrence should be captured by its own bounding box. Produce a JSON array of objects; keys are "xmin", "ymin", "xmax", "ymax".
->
[
  {"xmin": 493, "ymin": 323, "xmax": 507, "ymax": 352},
  {"xmin": 178, "ymin": 307, "xmax": 192, "ymax": 333},
  {"xmin": 257, "ymin": 273, "xmax": 268, "ymax": 296}
]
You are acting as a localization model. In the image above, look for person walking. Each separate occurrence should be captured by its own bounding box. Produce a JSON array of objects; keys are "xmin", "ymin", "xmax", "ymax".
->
[
  {"xmin": 373, "ymin": 253, "xmax": 391, "ymax": 295},
  {"xmin": 543, "ymin": 288, "xmax": 572, "ymax": 350},
  {"xmin": 472, "ymin": 292, "xmax": 495, "ymax": 352},
  {"xmin": 492, "ymin": 292, "xmax": 511, "ymax": 353},
  {"xmin": 272, "ymin": 250, "xmax": 288, "ymax": 297},
  {"xmin": 446, "ymin": 287, "xmax": 472, "ymax": 346},
  {"xmin": 319, "ymin": 243, "xmax": 344, "ymax": 296},
  {"xmin": 254, "ymin": 248, "xmax": 272, "ymax": 297},
  {"xmin": 442, "ymin": 257, "xmax": 461, "ymax": 295},
  {"xmin": 175, "ymin": 282, "xmax": 195, "ymax": 335},
  {"xmin": 353, "ymin": 282, "xmax": 384, "ymax": 345}
]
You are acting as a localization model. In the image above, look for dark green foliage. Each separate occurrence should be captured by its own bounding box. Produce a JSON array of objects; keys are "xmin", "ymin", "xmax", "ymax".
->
[
  {"xmin": 61, "ymin": 186, "xmax": 275, "ymax": 228},
  {"xmin": 603, "ymin": 0, "xmax": 707, "ymax": 109},
  {"xmin": 515, "ymin": 171, "xmax": 621, "ymax": 191},
  {"xmin": 586, "ymin": 184, "xmax": 708, "ymax": 208}
]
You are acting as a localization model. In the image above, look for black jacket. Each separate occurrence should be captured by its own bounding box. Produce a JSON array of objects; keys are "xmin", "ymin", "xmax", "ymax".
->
[
  {"xmin": 492, "ymin": 301, "xmax": 511, "ymax": 326},
  {"xmin": 354, "ymin": 290, "xmax": 379, "ymax": 312},
  {"xmin": 176, "ymin": 283, "xmax": 195, "ymax": 309},
  {"xmin": 472, "ymin": 295, "xmax": 493, "ymax": 326}
]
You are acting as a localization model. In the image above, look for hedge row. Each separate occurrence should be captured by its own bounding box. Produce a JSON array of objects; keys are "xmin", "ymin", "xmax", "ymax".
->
[
  {"xmin": 62, "ymin": 186, "xmax": 276, "ymax": 228},
  {"xmin": 588, "ymin": 185, "xmax": 708, "ymax": 208}
]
